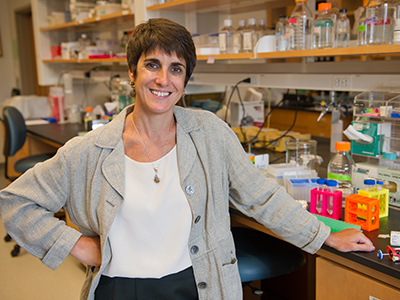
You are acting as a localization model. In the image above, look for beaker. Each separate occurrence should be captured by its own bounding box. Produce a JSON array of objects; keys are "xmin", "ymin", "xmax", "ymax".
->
[{"xmin": 285, "ymin": 139, "xmax": 319, "ymax": 172}]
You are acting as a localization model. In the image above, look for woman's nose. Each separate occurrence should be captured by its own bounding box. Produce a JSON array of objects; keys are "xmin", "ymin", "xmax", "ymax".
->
[{"xmin": 155, "ymin": 68, "xmax": 169, "ymax": 86}]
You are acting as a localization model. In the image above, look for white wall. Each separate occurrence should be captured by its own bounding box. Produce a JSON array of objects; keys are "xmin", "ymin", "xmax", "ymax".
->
[{"xmin": 0, "ymin": 0, "xmax": 22, "ymax": 104}]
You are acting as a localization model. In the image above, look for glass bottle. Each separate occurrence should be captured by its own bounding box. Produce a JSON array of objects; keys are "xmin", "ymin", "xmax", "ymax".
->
[
  {"xmin": 243, "ymin": 18, "xmax": 258, "ymax": 53},
  {"xmin": 313, "ymin": 2, "xmax": 336, "ymax": 49},
  {"xmin": 219, "ymin": 19, "xmax": 236, "ymax": 54},
  {"xmin": 327, "ymin": 141, "xmax": 356, "ymax": 198},
  {"xmin": 365, "ymin": 0, "xmax": 394, "ymax": 45},
  {"xmin": 233, "ymin": 19, "xmax": 245, "ymax": 53},
  {"xmin": 394, "ymin": 1, "xmax": 400, "ymax": 43},
  {"xmin": 78, "ymin": 33, "xmax": 93, "ymax": 59},
  {"xmin": 358, "ymin": 4, "xmax": 368, "ymax": 46},
  {"xmin": 275, "ymin": 15, "xmax": 290, "ymax": 51},
  {"xmin": 256, "ymin": 18, "xmax": 267, "ymax": 41},
  {"xmin": 336, "ymin": 9, "xmax": 350, "ymax": 47},
  {"xmin": 288, "ymin": 0, "xmax": 314, "ymax": 50}
]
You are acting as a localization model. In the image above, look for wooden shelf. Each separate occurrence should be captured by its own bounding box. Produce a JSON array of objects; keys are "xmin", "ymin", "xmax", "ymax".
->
[
  {"xmin": 39, "ymin": 10, "xmax": 135, "ymax": 32},
  {"xmin": 43, "ymin": 45, "xmax": 400, "ymax": 63},
  {"xmin": 42, "ymin": 58, "xmax": 127, "ymax": 63},
  {"xmin": 147, "ymin": 0, "xmax": 292, "ymax": 14}
]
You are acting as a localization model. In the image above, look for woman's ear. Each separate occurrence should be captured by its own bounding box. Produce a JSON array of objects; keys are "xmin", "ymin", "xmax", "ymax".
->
[{"xmin": 128, "ymin": 69, "xmax": 135, "ymax": 82}]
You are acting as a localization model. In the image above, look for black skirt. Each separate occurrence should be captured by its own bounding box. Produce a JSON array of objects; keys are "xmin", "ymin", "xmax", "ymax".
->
[{"xmin": 95, "ymin": 266, "xmax": 199, "ymax": 300}]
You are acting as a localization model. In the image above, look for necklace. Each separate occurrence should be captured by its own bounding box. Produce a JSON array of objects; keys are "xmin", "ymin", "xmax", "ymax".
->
[{"xmin": 130, "ymin": 113, "xmax": 174, "ymax": 184}]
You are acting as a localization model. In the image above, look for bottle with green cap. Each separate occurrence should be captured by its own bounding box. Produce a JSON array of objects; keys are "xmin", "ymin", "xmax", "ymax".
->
[{"xmin": 327, "ymin": 141, "xmax": 356, "ymax": 198}]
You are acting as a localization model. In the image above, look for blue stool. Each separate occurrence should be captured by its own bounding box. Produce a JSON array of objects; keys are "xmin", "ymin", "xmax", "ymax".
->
[{"xmin": 232, "ymin": 227, "xmax": 306, "ymax": 297}]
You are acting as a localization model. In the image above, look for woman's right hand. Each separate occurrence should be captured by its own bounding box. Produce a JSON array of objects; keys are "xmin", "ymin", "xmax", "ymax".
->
[{"xmin": 70, "ymin": 236, "xmax": 102, "ymax": 267}]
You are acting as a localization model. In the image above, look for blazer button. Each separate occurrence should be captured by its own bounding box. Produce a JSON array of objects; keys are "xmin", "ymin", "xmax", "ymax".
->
[
  {"xmin": 198, "ymin": 282, "xmax": 207, "ymax": 289},
  {"xmin": 190, "ymin": 245, "xmax": 199, "ymax": 254},
  {"xmin": 185, "ymin": 185, "xmax": 195, "ymax": 195},
  {"xmin": 194, "ymin": 215, "xmax": 201, "ymax": 223}
]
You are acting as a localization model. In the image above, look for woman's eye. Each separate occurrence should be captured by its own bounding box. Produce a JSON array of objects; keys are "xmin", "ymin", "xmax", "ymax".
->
[
  {"xmin": 171, "ymin": 66, "xmax": 183, "ymax": 74},
  {"xmin": 146, "ymin": 62, "xmax": 159, "ymax": 70}
]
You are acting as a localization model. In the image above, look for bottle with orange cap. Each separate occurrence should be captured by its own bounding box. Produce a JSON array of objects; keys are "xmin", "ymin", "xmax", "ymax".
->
[
  {"xmin": 327, "ymin": 141, "xmax": 356, "ymax": 198},
  {"xmin": 313, "ymin": 2, "xmax": 336, "ymax": 49}
]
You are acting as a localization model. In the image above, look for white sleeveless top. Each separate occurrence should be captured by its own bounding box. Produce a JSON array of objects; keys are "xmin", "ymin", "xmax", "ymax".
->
[{"xmin": 103, "ymin": 146, "xmax": 193, "ymax": 278}]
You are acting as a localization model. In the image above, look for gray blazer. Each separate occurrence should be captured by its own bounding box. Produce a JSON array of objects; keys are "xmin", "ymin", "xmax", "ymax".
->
[{"xmin": 0, "ymin": 105, "xmax": 330, "ymax": 299}]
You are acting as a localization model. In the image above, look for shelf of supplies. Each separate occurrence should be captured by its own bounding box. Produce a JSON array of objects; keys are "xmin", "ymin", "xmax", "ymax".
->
[
  {"xmin": 147, "ymin": 0, "xmax": 293, "ymax": 14},
  {"xmin": 256, "ymin": 44, "xmax": 400, "ymax": 59},
  {"xmin": 39, "ymin": 10, "xmax": 135, "ymax": 32},
  {"xmin": 42, "ymin": 58, "xmax": 127, "ymax": 63}
]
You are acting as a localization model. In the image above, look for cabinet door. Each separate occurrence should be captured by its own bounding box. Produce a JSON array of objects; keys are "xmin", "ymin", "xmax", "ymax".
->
[{"xmin": 316, "ymin": 257, "xmax": 400, "ymax": 300}]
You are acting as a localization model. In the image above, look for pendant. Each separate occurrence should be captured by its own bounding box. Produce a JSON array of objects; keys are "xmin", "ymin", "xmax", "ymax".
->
[{"xmin": 154, "ymin": 174, "xmax": 160, "ymax": 183}]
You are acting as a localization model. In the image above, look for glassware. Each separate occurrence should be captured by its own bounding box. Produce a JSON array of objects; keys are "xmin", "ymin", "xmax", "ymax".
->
[
  {"xmin": 336, "ymin": 9, "xmax": 350, "ymax": 47},
  {"xmin": 275, "ymin": 15, "xmax": 290, "ymax": 51},
  {"xmin": 219, "ymin": 19, "xmax": 236, "ymax": 54},
  {"xmin": 288, "ymin": 0, "xmax": 314, "ymax": 50},
  {"xmin": 313, "ymin": 2, "xmax": 336, "ymax": 49}
]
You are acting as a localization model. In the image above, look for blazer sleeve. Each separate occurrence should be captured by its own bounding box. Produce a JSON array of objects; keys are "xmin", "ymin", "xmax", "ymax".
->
[
  {"xmin": 220, "ymin": 123, "xmax": 330, "ymax": 254},
  {"xmin": 0, "ymin": 138, "xmax": 82, "ymax": 270}
]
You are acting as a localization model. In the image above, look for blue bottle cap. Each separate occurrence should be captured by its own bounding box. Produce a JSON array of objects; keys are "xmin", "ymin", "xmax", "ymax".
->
[
  {"xmin": 364, "ymin": 179, "xmax": 376, "ymax": 186},
  {"xmin": 326, "ymin": 180, "xmax": 337, "ymax": 187},
  {"xmin": 317, "ymin": 178, "xmax": 326, "ymax": 185},
  {"xmin": 376, "ymin": 180, "xmax": 384, "ymax": 185},
  {"xmin": 382, "ymin": 152, "xmax": 396, "ymax": 160}
]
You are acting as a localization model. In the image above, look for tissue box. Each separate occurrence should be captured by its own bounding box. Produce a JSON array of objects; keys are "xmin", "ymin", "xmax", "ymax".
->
[{"xmin": 350, "ymin": 121, "xmax": 391, "ymax": 157}]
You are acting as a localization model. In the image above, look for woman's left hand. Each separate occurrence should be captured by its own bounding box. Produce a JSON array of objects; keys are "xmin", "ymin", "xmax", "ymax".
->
[{"xmin": 324, "ymin": 228, "xmax": 375, "ymax": 252}]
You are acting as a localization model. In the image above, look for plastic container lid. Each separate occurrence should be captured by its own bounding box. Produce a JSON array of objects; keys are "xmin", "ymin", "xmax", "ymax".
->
[
  {"xmin": 295, "ymin": 0, "xmax": 308, "ymax": 2},
  {"xmin": 340, "ymin": 9, "xmax": 347, "ymax": 13},
  {"xmin": 377, "ymin": 180, "xmax": 384, "ymax": 185},
  {"xmin": 317, "ymin": 178, "xmax": 326, "ymax": 185},
  {"xmin": 318, "ymin": 2, "xmax": 332, "ymax": 11},
  {"xmin": 224, "ymin": 19, "xmax": 232, "ymax": 27},
  {"xmin": 364, "ymin": 179, "xmax": 376, "ymax": 186},
  {"xmin": 335, "ymin": 141, "xmax": 351, "ymax": 151},
  {"xmin": 86, "ymin": 107, "xmax": 93, "ymax": 112},
  {"xmin": 326, "ymin": 180, "xmax": 337, "ymax": 187},
  {"xmin": 383, "ymin": 152, "xmax": 397, "ymax": 160}
]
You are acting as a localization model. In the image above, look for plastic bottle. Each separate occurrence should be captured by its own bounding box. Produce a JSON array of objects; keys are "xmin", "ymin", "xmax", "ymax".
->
[
  {"xmin": 327, "ymin": 141, "xmax": 356, "ymax": 198},
  {"xmin": 326, "ymin": 179, "xmax": 338, "ymax": 215},
  {"xmin": 219, "ymin": 19, "xmax": 237, "ymax": 54},
  {"xmin": 336, "ymin": 9, "xmax": 351, "ymax": 47},
  {"xmin": 313, "ymin": 2, "xmax": 336, "ymax": 49},
  {"xmin": 84, "ymin": 107, "xmax": 94, "ymax": 131},
  {"xmin": 364, "ymin": 179, "xmax": 376, "ymax": 192},
  {"xmin": 316, "ymin": 178, "xmax": 326, "ymax": 213},
  {"xmin": 233, "ymin": 20, "xmax": 245, "ymax": 53},
  {"xmin": 243, "ymin": 18, "xmax": 257, "ymax": 53},
  {"xmin": 275, "ymin": 15, "xmax": 290, "ymax": 51},
  {"xmin": 288, "ymin": 0, "xmax": 314, "ymax": 50}
]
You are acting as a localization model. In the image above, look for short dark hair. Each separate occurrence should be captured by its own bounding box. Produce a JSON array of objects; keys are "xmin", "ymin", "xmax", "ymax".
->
[{"xmin": 127, "ymin": 18, "xmax": 197, "ymax": 86}]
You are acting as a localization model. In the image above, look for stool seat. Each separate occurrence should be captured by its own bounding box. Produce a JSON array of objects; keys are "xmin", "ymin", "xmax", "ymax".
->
[
  {"xmin": 232, "ymin": 227, "xmax": 306, "ymax": 283},
  {"xmin": 14, "ymin": 153, "xmax": 55, "ymax": 173}
]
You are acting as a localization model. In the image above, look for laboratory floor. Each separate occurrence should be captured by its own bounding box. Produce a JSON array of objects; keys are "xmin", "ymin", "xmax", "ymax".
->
[{"xmin": 0, "ymin": 164, "xmax": 86, "ymax": 300}]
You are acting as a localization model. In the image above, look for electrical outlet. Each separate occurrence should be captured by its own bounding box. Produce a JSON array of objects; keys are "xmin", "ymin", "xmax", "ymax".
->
[{"xmin": 332, "ymin": 75, "xmax": 352, "ymax": 89}]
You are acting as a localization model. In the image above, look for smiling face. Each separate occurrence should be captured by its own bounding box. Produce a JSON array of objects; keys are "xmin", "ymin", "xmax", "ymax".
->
[{"xmin": 129, "ymin": 48, "xmax": 186, "ymax": 116}]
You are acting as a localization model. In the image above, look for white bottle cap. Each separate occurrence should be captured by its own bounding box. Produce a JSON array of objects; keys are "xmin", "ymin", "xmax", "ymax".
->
[
  {"xmin": 224, "ymin": 19, "xmax": 232, "ymax": 27},
  {"xmin": 248, "ymin": 18, "xmax": 256, "ymax": 26}
]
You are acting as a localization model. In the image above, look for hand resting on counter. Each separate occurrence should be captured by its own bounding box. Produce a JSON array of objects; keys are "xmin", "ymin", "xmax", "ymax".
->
[{"xmin": 324, "ymin": 228, "xmax": 375, "ymax": 252}]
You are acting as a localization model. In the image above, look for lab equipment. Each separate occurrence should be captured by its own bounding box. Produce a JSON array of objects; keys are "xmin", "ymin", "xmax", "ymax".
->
[
  {"xmin": 335, "ymin": 9, "xmax": 350, "ymax": 47},
  {"xmin": 310, "ymin": 179, "xmax": 343, "ymax": 220},
  {"xmin": 345, "ymin": 194, "xmax": 380, "ymax": 231},
  {"xmin": 358, "ymin": 179, "xmax": 389, "ymax": 218},
  {"xmin": 327, "ymin": 141, "xmax": 355, "ymax": 198},
  {"xmin": 313, "ymin": 2, "xmax": 335, "ymax": 49},
  {"xmin": 288, "ymin": 0, "xmax": 313, "ymax": 50}
]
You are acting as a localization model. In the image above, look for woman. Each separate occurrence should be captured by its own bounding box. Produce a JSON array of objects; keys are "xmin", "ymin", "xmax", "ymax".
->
[{"xmin": 0, "ymin": 18, "xmax": 373, "ymax": 300}]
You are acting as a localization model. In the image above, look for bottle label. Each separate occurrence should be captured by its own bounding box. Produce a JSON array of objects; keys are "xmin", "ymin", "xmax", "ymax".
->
[
  {"xmin": 243, "ymin": 32, "xmax": 253, "ymax": 50},
  {"xmin": 327, "ymin": 172, "xmax": 352, "ymax": 182},
  {"xmin": 219, "ymin": 33, "xmax": 227, "ymax": 51},
  {"xmin": 313, "ymin": 27, "xmax": 321, "ymax": 34},
  {"xmin": 358, "ymin": 25, "xmax": 366, "ymax": 32}
]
